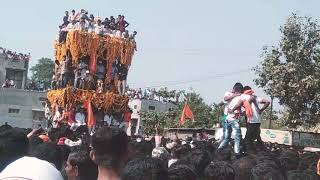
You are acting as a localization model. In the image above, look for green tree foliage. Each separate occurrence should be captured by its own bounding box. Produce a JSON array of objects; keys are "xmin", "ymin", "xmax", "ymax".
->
[
  {"xmin": 254, "ymin": 14, "xmax": 320, "ymax": 127},
  {"xmin": 141, "ymin": 91, "xmax": 220, "ymax": 135},
  {"xmin": 30, "ymin": 58, "xmax": 54, "ymax": 89}
]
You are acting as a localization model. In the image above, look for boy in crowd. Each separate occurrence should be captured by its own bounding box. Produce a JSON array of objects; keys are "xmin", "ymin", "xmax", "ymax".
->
[{"xmin": 90, "ymin": 127, "xmax": 128, "ymax": 180}]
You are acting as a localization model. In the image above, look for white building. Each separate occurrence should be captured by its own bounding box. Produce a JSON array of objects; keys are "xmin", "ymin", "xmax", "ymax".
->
[
  {"xmin": 0, "ymin": 52, "xmax": 46, "ymax": 128},
  {"xmin": 128, "ymin": 99, "xmax": 177, "ymax": 135}
]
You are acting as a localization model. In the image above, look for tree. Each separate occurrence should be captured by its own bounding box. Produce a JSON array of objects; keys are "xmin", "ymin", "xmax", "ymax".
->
[
  {"xmin": 141, "ymin": 111, "xmax": 177, "ymax": 136},
  {"xmin": 254, "ymin": 14, "xmax": 320, "ymax": 127},
  {"xmin": 30, "ymin": 58, "xmax": 54, "ymax": 89},
  {"xmin": 141, "ymin": 91, "xmax": 219, "ymax": 135}
]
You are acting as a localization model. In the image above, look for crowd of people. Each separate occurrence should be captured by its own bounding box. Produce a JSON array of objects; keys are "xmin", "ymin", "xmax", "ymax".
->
[
  {"xmin": 44, "ymin": 99, "xmax": 133, "ymax": 136},
  {"xmin": 52, "ymin": 56, "xmax": 129, "ymax": 95},
  {"xmin": 57, "ymin": 9, "xmax": 137, "ymax": 43},
  {"xmin": 0, "ymin": 122, "xmax": 319, "ymax": 180},
  {"xmin": 126, "ymin": 87, "xmax": 181, "ymax": 104},
  {"xmin": 0, "ymin": 47, "xmax": 30, "ymax": 61}
]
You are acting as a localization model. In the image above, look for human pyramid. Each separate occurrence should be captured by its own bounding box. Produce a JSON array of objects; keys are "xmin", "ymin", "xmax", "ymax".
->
[{"xmin": 46, "ymin": 9, "xmax": 137, "ymax": 134}]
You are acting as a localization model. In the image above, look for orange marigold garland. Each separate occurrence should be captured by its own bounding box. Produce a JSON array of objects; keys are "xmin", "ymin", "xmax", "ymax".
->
[
  {"xmin": 54, "ymin": 31, "xmax": 135, "ymax": 68},
  {"xmin": 47, "ymin": 87, "xmax": 129, "ymax": 113}
]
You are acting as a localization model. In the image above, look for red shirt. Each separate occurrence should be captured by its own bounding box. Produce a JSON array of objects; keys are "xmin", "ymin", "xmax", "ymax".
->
[
  {"xmin": 124, "ymin": 112, "xmax": 132, "ymax": 122},
  {"xmin": 66, "ymin": 111, "xmax": 75, "ymax": 125}
]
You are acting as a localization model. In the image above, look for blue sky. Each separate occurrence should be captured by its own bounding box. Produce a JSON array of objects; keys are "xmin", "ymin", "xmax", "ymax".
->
[{"xmin": 1, "ymin": 0, "xmax": 319, "ymax": 105}]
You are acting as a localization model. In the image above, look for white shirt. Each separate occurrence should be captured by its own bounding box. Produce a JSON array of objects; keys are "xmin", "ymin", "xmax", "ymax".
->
[
  {"xmin": 68, "ymin": 13, "xmax": 77, "ymax": 22},
  {"xmin": 168, "ymin": 159, "xmax": 178, "ymax": 167},
  {"xmin": 67, "ymin": 23, "xmax": 77, "ymax": 31},
  {"xmin": 104, "ymin": 115, "xmax": 112, "ymax": 125},
  {"xmin": 223, "ymin": 91, "xmax": 234, "ymax": 115},
  {"xmin": 226, "ymin": 96, "xmax": 243, "ymax": 121},
  {"xmin": 75, "ymin": 22, "xmax": 88, "ymax": 31},
  {"xmin": 75, "ymin": 112, "xmax": 86, "ymax": 125},
  {"xmin": 94, "ymin": 24, "xmax": 105, "ymax": 35},
  {"xmin": 241, "ymin": 94, "xmax": 262, "ymax": 123},
  {"xmin": 53, "ymin": 111, "xmax": 61, "ymax": 122},
  {"xmin": 0, "ymin": 157, "xmax": 64, "ymax": 180}
]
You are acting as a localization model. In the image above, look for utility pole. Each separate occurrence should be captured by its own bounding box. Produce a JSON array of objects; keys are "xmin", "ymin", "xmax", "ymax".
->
[{"xmin": 268, "ymin": 96, "xmax": 274, "ymax": 129}]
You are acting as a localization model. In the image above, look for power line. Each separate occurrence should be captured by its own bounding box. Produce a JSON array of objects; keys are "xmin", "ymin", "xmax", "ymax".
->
[{"xmin": 128, "ymin": 68, "xmax": 252, "ymax": 88}]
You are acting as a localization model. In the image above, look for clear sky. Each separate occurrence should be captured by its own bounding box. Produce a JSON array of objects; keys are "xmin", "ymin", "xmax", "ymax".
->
[{"xmin": 1, "ymin": 0, "xmax": 320, "ymax": 105}]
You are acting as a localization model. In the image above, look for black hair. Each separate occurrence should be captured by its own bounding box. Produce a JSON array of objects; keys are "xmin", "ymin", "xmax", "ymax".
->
[
  {"xmin": 91, "ymin": 127, "xmax": 128, "ymax": 168},
  {"xmin": 243, "ymin": 86, "xmax": 252, "ymax": 91},
  {"xmin": 48, "ymin": 126, "xmax": 75, "ymax": 143},
  {"xmin": 279, "ymin": 150, "xmax": 300, "ymax": 171},
  {"xmin": 297, "ymin": 152, "xmax": 318, "ymax": 171},
  {"xmin": 59, "ymin": 145, "xmax": 71, "ymax": 163},
  {"xmin": 181, "ymin": 148, "xmax": 211, "ymax": 176},
  {"xmin": 251, "ymin": 162, "xmax": 285, "ymax": 180},
  {"xmin": 232, "ymin": 156, "xmax": 256, "ymax": 180},
  {"xmin": 29, "ymin": 143, "xmax": 63, "ymax": 170},
  {"xmin": 122, "ymin": 157, "xmax": 168, "ymax": 180},
  {"xmin": 286, "ymin": 170, "xmax": 317, "ymax": 180},
  {"xmin": 215, "ymin": 147, "xmax": 232, "ymax": 162},
  {"xmin": 68, "ymin": 148, "xmax": 98, "ymax": 180},
  {"xmin": 0, "ymin": 128, "xmax": 29, "ymax": 171},
  {"xmin": 28, "ymin": 135, "xmax": 44, "ymax": 153},
  {"xmin": 172, "ymin": 145, "xmax": 189, "ymax": 159},
  {"xmin": 168, "ymin": 164, "xmax": 197, "ymax": 180},
  {"xmin": 233, "ymin": 82, "xmax": 243, "ymax": 93},
  {"xmin": 204, "ymin": 161, "xmax": 235, "ymax": 180}
]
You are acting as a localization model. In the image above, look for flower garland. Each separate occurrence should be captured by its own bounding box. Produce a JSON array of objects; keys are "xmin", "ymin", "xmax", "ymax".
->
[
  {"xmin": 47, "ymin": 87, "xmax": 129, "ymax": 113},
  {"xmin": 54, "ymin": 31, "xmax": 136, "ymax": 68}
]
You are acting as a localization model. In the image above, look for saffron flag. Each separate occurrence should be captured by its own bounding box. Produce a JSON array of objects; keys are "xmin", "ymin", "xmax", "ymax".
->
[
  {"xmin": 179, "ymin": 102, "xmax": 194, "ymax": 125},
  {"xmin": 83, "ymin": 100, "xmax": 96, "ymax": 128}
]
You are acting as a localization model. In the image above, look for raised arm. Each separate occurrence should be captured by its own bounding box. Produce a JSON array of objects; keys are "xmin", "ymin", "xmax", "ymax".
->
[
  {"xmin": 258, "ymin": 98, "xmax": 270, "ymax": 113},
  {"xmin": 224, "ymin": 93, "xmax": 240, "ymax": 102},
  {"xmin": 228, "ymin": 99, "xmax": 244, "ymax": 113}
]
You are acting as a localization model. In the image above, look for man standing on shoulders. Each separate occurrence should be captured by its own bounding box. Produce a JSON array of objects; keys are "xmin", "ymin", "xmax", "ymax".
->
[{"xmin": 241, "ymin": 86, "xmax": 270, "ymax": 152}]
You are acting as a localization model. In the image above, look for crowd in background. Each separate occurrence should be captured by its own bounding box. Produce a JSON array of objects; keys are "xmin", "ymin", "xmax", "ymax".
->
[
  {"xmin": 0, "ymin": 123, "xmax": 319, "ymax": 180},
  {"xmin": 126, "ymin": 87, "xmax": 180, "ymax": 104},
  {"xmin": 0, "ymin": 47, "xmax": 30, "ymax": 61}
]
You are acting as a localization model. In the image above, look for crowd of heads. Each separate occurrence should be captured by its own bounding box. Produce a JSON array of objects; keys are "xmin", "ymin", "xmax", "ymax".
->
[
  {"xmin": 0, "ymin": 47, "xmax": 30, "ymax": 61},
  {"xmin": 1, "ymin": 122, "xmax": 319, "ymax": 180},
  {"xmin": 58, "ymin": 9, "xmax": 137, "ymax": 43}
]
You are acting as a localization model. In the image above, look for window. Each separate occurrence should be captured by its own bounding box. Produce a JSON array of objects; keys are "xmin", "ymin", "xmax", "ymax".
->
[
  {"xmin": 5, "ymin": 69, "xmax": 24, "ymax": 89},
  {"xmin": 148, "ymin": 106, "xmax": 155, "ymax": 110},
  {"xmin": 8, "ymin": 108, "xmax": 20, "ymax": 114},
  {"xmin": 134, "ymin": 105, "xmax": 138, "ymax": 109}
]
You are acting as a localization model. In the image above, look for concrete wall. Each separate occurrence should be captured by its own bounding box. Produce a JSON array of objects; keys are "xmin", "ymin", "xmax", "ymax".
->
[{"xmin": 0, "ymin": 88, "xmax": 46, "ymax": 128}]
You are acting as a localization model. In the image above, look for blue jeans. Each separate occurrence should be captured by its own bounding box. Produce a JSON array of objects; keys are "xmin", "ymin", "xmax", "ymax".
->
[{"xmin": 218, "ymin": 119, "xmax": 242, "ymax": 154}]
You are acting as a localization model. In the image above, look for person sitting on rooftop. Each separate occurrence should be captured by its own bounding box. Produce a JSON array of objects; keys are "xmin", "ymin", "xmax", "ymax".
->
[
  {"xmin": 117, "ymin": 15, "xmax": 129, "ymax": 36},
  {"xmin": 76, "ymin": 18, "xmax": 88, "ymax": 31},
  {"xmin": 94, "ymin": 19, "xmax": 105, "ymax": 36},
  {"xmin": 67, "ymin": 20, "xmax": 77, "ymax": 32},
  {"xmin": 68, "ymin": 9, "xmax": 77, "ymax": 22},
  {"xmin": 63, "ymin": 11, "xmax": 69, "ymax": 24}
]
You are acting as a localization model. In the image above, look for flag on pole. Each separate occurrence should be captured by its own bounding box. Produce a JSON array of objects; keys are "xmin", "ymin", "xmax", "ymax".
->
[
  {"xmin": 83, "ymin": 100, "xmax": 96, "ymax": 128},
  {"xmin": 180, "ymin": 102, "xmax": 194, "ymax": 125}
]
